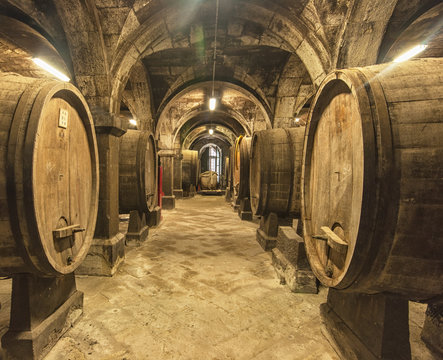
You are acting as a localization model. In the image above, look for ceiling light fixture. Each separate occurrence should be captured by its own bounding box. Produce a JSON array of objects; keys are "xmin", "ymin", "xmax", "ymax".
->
[
  {"xmin": 209, "ymin": 128, "xmax": 214, "ymax": 135},
  {"xmin": 32, "ymin": 58, "xmax": 70, "ymax": 82},
  {"xmin": 209, "ymin": 98, "xmax": 216, "ymax": 111},
  {"xmin": 393, "ymin": 44, "xmax": 427, "ymax": 63}
]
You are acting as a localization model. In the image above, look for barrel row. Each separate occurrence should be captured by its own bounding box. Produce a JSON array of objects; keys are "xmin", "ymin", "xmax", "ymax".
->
[{"xmin": 228, "ymin": 58, "xmax": 443, "ymax": 302}]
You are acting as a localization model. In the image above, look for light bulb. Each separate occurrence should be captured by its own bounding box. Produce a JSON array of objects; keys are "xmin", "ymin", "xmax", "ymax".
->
[
  {"xmin": 295, "ymin": 118, "xmax": 300, "ymax": 123},
  {"xmin": 209, "ymin": 98, "xmax": 216, "ymax": 111},
  {"xmin": 129, "ymin": 119, "xmax": 137, "ymax": 126},
  {"xmin": 209, "ymin": 128, "xmax": 214, "ymax": 135},
  {"xmin": 393, "ymin": 44, "xmax": 427, "ymax": 63},
  {"xmin": 32, "ymin": 58, "xmax": 70, "ymax": 82}
]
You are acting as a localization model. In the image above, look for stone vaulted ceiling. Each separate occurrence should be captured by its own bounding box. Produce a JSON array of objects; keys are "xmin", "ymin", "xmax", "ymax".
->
[{"xmin": 0, "ymin": 0, "xmax": 441, "ymax": 149}]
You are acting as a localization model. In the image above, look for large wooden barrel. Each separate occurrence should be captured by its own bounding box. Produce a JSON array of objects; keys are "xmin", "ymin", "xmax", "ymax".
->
[
  {"xmin": 250, "ymin": 127, "xmax": 305, "ymax": 218},
  {"xmin": 233, "ymin": 136, "xmax": 251, "ymax": 199},
  {"xmin": 182, "ymin": 149, "xmax": 198, "ymax": 190},
  {"xmin": 302, "ymin": 58, "xmax": 443, "ymax": 301},
  {"xmin": 0, "ymin": 73, "xmax": 99, "ymax": 276},
  {"xmin": 119, "ymin": 130, "xmax": 158, "ymax": 214},
  {"xmin": 200, "ymin": 171, "xmax": 217, "ymax": 190}
]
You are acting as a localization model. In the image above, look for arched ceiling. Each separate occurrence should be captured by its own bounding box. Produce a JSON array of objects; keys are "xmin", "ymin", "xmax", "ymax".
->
[
  {"xmin": 383, "ymin": 3, "xmax": 443, "ymax": 62},
  {"xmin": 1, "ymin": 0, "xmax": 440, "ymax": 142},
  {"xmin": 156, "ymin": 81, "xmax": 269, "ymax": 149}
]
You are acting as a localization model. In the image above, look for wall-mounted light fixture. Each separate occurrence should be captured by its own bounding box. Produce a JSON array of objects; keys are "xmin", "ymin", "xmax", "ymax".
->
[
  {"xmin": 129, "ymin": 119, "xmax": 137, "ymax": 126},
  {"xmin": 295, "ymin": 118, "xmax": 300, "ymax": 123},
  {"xmin": 393, "ymin": 44, "xmax": 427, "ymax": 63},
  {"xmin": 32, "ymin": 58, "xmax": 70, "ymax": 82}
]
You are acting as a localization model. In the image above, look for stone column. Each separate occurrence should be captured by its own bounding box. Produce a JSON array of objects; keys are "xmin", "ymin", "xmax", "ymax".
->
[
  {"xmin": 173, "ymin": 152, "xmax": 183, "ymax": 199},
  {"xmin": 76, "ymin": 112, "xmax": 127, "ymax": 276},
  {"xmin": 159, "ymin": 149, "xmax": 175, "ymax": 210}
]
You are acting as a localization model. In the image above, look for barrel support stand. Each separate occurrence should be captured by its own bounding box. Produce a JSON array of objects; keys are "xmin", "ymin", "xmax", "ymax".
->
[
  {"xmin": 238, "ymin": 197, "xmax": 253, "ymax": 221},
  {"xmin": 2, "ymin": 273, "xmax": 83, "ymax": 360},
  {"xmin": 173, "ymin": 189, "xmax": 183, "ymax": 199},
  {"xmin": 231, "ymin": 195, "xmax": 240, "ymax": 211},
  {"xmin": 225, "ymin": 188, "xmax": 232, "ymax": 203},
  {"xmin": 421, "ymin": 302, "xmax": 443, "ymax": 356},
  {"xmin": 272, "ymin": 226, "xmax": 317, "ymax": 293},
  {"xmin": 125, "ymin": 210, "xmax": 149, "ymax": 246},
  {"xmin": 147, "ymin": 206, "xmax": 162, "ymax": 228},
  {"xmin": 321, "ymin": 289, "xmax": 411, "ymax": 360},
  {"xmin": 256, "ymin": 213, "xmax": 292, "ymax": 251}
]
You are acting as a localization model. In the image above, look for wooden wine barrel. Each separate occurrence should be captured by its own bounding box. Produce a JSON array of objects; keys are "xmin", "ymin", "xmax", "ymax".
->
[
  {"xmin": 182, "ymin": 150, "xmax": 198, "ymax": 190},
  {"xmin": 302, "ymin": 58, "xmax": 443, "ymax": 301},
  {"xmin": 119, "ymin": 130, "xmax": 158, "ymax": 214},
  {"xmin": 0, "ymin": 73, "xmax": 99, "ymax": 276},
  {"xmin": 200, "ymin": 171, "xmax": 217, "ymax": 190},
  {"xmin": 233, "ymin": 136, "xmax": 251, "ymax": 199},
  {"xmin": 250, "ymin": 127, "xmax": 305, "ymax": 218}
]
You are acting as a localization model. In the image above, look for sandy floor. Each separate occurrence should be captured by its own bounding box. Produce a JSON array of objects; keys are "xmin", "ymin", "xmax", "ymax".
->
[{"xmin": 0, "ymin": 196, "xmax": 437, "ymax": 359}]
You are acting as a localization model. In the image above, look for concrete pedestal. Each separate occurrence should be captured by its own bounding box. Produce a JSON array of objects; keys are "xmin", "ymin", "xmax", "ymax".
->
[
  {"xmin": 237, "ymin": 197, "xmax": 253, "ymax": 221},
  {"xmin": 125, "ymin": 210, "xmax": 149, "ymax": 246},
  {"xmin": 1, "ymin": 274, "xmax": 83, "ymax": 360},
  {"xmin": 272, "ymin": 226, "xmax": 317, "ymax": 293},
  {"xmin": 147, "ymin": 206, "xmax": 162, "ymax": 227},
  {"xmin": 162, "ymin": 195, "xmax": 176, "ymax": 210},
  {"xmin": 225, "ymin": 188, "xmax": 232, "ymax": 202},
  {"xmin": 173, "ymin": 189, "xmax": 184, "ymax": 199},
  {"xmin": 321, "ymin": 289, "xmax": 411, "ymax": 360},
  {"xmin": 76, "ymin": 233, "xmax": 125, "ymax": 276},
  {"xmin": 256, "ymin": 213, "xmax": 292, "ymax": 251},
  {"xmin": 421, "ymin": 303, "xmax": 443, "ymax": 356}
]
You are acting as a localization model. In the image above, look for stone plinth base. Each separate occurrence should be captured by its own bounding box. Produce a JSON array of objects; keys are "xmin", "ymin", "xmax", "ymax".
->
[
  {"xmin": 125, "ymin": 210, "xmax": 149, "ymax": 247},
  {"xmin": 256, "ymin": 228, "xmax": 277, "ymax": 251},
  {"xmin": 75, "ymin": 232, "xmax": 125, "ymax": 276},
  {"xmin": 225, "ymin": 189, "xmax": 232, "ymax": 202},
  {"xmin": 162, "ymin": 195, "xmax": 176, "ymax": 210},
  {"xmin": 272, "ymin": 226, "xmax": 317, "ymax": 293},
  {"xmin": 421, "ymin": 303, "xmax": 443, "ymax": 356},
  {"xmin": 321, "ymin": 289, "xmax": 411, "ymax": 360},
  {"xmin": 256, "ymin": 213, "xmax": 293, "ymax": 251},
  {"xmin": 238, "ymin": 198, "xmax": 253, "ymax": 221},
  {"xmin": 2, "ymin": 274, "xmax": 83, "ymax": 360},
  {"xmin": 173, "ymin": 189, "xmax": 183, "ymax": 199},
  {"xmin": 147, "ymin": 206, "xmax": 162, "ymax": 227}
]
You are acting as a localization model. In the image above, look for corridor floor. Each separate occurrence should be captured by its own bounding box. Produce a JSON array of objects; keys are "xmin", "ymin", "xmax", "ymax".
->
[{"xmin": 0, "ymin": 196, "xmax": 435, "ymax": 359}]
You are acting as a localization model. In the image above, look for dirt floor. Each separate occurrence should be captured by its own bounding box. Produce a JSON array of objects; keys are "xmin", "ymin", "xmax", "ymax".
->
[{"xmin": 0, "ymin": 195, "xmax": 438, "ymax": 359}]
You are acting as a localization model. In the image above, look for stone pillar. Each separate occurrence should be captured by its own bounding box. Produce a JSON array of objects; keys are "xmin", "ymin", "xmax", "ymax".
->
[
  {"xmin": 159, "ymin": 149, "xmax": 175, "ymax": 210},
  {"xmin": 76, "ymin": 112, "xmax": 127, "ymax": 276},
  {"xmin": 173, "ymin": 152, "xmax": 183, "ymax": 199}
]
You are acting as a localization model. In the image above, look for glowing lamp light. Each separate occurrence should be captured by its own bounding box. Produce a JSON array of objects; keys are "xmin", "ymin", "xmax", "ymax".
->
[
  {"xmin": 393, "ymin": 45, "xmax": 427, "ymax": 63},
  {"xmin": 209, "ymin": 97, "xmax": 216, "ymax": 111},
  {"xmin": 129, "ymin": 119, "xmax": 137, "ymax": 126},
  {"xmin": 32, "ymin": 58, "xmax": 70, "ymax": 82},
  {"xmin": 295, "ymin": 118, "xmax": 300, "ymax": 123},
  {"xmin": 209, "ymin": 128, "xmax": 214, "ymax": 135}
]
